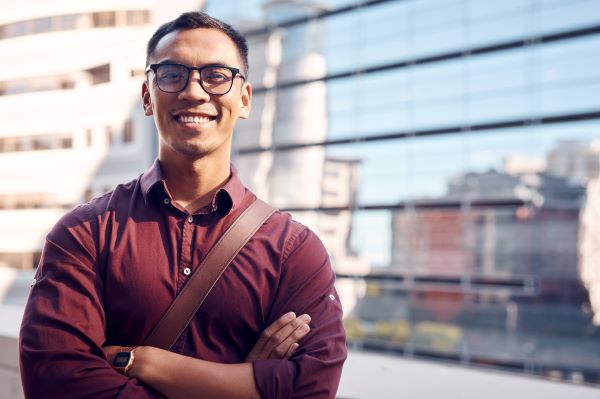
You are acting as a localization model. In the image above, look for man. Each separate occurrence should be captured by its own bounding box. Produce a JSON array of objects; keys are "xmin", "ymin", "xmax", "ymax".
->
[{"xmin": 19, "ymin": 11, "xmax": 347, "ymax": 399}]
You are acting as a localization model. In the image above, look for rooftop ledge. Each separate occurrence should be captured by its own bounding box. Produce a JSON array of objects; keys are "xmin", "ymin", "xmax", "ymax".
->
[{"xmin": 1, "ymin": 303, "xmax": 599, "ymax": 398}]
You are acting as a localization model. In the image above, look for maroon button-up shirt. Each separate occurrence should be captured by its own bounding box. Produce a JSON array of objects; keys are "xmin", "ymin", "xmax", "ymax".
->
[{"xmin": 19, "ymin": 160, "xmax": 347, "ymax": 399}]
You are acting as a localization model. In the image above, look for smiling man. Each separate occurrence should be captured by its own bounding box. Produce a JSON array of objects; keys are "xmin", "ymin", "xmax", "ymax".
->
[{"xmin": 19, "ymin": 11, "xmax": 347, "ymax": 399}]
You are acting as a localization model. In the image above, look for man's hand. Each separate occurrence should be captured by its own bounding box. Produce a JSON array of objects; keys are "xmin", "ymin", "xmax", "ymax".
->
[
  {"xmin": 103, "ymin": 312, "xmax": 311, "ymax": 369},
  {"xmin": 245, "ymin": 312, "xmax": 311, "ymax": 362},
  {"xmin": 100, "ymin": 313, "xmax": 310, "ymax": 399}
]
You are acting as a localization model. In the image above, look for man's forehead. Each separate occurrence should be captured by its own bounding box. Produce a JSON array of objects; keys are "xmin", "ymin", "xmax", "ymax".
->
[{"xmin": 151, "ymin": 27, "xmax": 240, "ymax": 65}]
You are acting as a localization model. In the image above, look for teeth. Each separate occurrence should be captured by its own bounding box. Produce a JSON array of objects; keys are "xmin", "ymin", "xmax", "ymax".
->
[{"xmin": 178, "ymin": 115, "xmax": 212, "ymax": 123}]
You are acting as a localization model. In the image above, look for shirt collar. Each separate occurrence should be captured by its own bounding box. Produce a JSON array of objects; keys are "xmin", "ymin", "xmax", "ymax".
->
[
  {"xmin": 140, "ymin": 159, "xmax": 245, "ymax": 215},
  {"xmin": 212, "ymin": 164, "xmax": 245, "ymax": 215}
]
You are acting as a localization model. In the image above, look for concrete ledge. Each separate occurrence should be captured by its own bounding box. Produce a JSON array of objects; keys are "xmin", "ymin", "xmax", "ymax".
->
[
  {"xmin": 3, "ymin": 299, "xmax": 598, "ymax": 399},
  {"xmin": 0, "ymin": 305, "xmax": 24, "ymax": 399},
  {"xmin": 0, "ymin": 366, "xmax": 23, "ymax": 399},
  {"xmin": 0, "ymin": 335, "xmax": 19, "ymax": 371},
  {"xmin": 338, "ymin": 350, "xmax": 600, "ymax": 399}
]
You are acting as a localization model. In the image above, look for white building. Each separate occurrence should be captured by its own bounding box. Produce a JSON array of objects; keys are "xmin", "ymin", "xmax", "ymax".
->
[
  {"xmin": 546, "ymin": 139, "xmax": 600, "ymax": 185},
  {"xmin": 0, "ymin": 0, "xmax": 203, "ymax": 268}
]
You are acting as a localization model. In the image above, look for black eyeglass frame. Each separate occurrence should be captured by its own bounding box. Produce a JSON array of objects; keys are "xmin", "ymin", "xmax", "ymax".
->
[{"xmin": 145, "ymin": 62, "xmax": 246, "ymax": 95}]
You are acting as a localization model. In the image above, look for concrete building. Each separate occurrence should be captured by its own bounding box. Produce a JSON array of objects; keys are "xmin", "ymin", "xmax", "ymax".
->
[
  {"xmin": 391, "ymin": 170, "xmax": 584, "ymax": 276},
  {"xmin": 504, "ymin": 140, "xmax": 600, "ymax": 326},
  {"xmin": 546, "ymin": 139, "xmax": 600, "ymax": 185},
  {"xmin": 378, "ymin": 169, "xmax": 599, "ymax": 381},
  {"xmin": 579, "ymin": 178, "xmax": 600, "ymax": 326},
  {"xmin": 0, "ymin": 0, "xmax": 203, "ymax": 269}
]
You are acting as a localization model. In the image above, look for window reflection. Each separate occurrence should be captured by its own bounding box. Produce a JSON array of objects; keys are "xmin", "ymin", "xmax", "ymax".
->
[{"xmin": 211, "ymin": 0, "xmax": 600, "ymax": 385}]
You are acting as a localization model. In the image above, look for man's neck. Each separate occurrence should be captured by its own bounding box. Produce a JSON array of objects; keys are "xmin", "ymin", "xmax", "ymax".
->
[{"xmin": 159, "ymin": 154, "xmax": 231, "ymax": 213}]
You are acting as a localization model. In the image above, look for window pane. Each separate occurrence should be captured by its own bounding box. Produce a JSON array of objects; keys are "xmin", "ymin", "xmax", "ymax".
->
[{"xmin": 92, "ymin": 12, "xmax": 116, "ymax": 28}]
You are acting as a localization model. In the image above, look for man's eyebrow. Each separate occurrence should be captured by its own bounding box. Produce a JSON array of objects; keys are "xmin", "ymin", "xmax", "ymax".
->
[
  {"xmin": 205, "ymin": 60, "xmax": 235, "ymax": 67},
  {"xmin": 156, "ymin": 59, "xmax": 182, "ymax": 65}
]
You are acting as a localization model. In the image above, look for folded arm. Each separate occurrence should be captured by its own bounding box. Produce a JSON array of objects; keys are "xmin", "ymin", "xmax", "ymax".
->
[
  {"xmin": 102, "ymin": 226, "xmax": 346, "ymax": 399},
  {"xmin": 103, "ymin": 313, "xmax": 312, "ymax": 399},
  {"xmin": 252, "ymin": 226, "xmax": 348, "ymax": 399},
  {"xmin": 19, "ymin": 207, "xmax": 160, "ymax": 398}
]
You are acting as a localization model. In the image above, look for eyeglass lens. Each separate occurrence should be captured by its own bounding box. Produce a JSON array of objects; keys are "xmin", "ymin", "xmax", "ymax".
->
[{"xmin": 155, "ymin": 64, "xmax": 235, "ymax": 95}]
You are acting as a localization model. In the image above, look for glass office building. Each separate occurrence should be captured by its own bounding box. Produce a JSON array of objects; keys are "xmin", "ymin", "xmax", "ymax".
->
[{"xmin": 206, "ymin": 0, "xmax": 600, "ymax": 385}]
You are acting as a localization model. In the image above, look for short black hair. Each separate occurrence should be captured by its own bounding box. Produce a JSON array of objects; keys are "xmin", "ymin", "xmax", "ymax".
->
[{"xmin": 146, "ymin": 12, "xmax": 249, "ymax": 75}]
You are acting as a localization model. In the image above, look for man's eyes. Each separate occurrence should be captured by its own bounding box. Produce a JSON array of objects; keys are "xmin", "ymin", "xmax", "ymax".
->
[
  {"xmin": 159, "ymin": 71, "xmax": 185, "ymax": 80},
  {"xmin": 205, "ymin": 71, "xmax": 230, "ymax": 81},
  {"xmin": 156, "ymin": 66, "xmax": 232, "ymax": 82}
]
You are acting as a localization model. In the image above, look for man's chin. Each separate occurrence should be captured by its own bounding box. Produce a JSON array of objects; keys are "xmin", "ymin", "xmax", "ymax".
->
[
  {"xmin": 174, "ymin": 144, "xmax": 212, "ymax": 159},
  {"xmin": 173, "ymin": 119, "xmax": 217, "ymax": 135}
]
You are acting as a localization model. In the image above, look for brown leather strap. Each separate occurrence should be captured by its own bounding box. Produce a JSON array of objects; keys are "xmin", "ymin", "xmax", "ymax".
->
[{"xmin": 143, "ymin": 198, "xmax": 275, "ymax": 350}]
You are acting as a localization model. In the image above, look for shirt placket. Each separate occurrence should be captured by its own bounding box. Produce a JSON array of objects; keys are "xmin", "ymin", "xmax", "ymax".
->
[
  {"xmin": 172, "ymin": 212, "xmax": 205, "ymax": 353},
  {"xmin": 177, "ymin": 213, "xmax": 196, "ymax": 294}
]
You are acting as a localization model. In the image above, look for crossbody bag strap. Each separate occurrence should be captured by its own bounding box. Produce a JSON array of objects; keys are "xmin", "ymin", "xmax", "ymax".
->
[{"xmin": 142, "ymin": 198, "xmax": 275, "ymax": 350}]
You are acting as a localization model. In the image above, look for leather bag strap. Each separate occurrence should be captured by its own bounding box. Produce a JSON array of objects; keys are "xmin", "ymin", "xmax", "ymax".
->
[{"xmin": 142, "ymin": 198, "xmax": 275, "ymax": 350}]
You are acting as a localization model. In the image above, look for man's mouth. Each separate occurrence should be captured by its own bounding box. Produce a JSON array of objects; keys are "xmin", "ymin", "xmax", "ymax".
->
[{"xmin": 174, "ymin": 114, "xmax": 217, "ymax": 124}]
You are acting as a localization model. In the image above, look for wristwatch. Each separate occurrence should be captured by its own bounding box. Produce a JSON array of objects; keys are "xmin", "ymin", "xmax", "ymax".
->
[{"xmin": 112, "ymin": 347, "xmax": 136, "ymax": 375}]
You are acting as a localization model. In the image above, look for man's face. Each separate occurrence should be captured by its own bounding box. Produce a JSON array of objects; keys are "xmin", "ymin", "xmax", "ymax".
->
[{"xmin": 142, "ymin": 28, "xmax": 251, "ymax": 161}]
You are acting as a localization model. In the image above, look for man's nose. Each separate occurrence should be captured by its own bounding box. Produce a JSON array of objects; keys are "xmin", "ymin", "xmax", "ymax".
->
[{"xmin": 179, "ymin": 71, "xmax": 211, "ymax": 101}]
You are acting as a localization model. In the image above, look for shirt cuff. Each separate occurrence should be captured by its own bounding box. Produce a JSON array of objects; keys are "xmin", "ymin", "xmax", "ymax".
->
[
  {"xmin": 117, "ymin": 377, "xmax": 162, "ymax": 398},
  {"xmin": 252, "ymin": 359, "xmax": 295, "ymax": 399}
]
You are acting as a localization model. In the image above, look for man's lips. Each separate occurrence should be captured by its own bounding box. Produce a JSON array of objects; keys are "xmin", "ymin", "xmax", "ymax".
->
[
  {"xmin": 176, "ymin": 115, "xmax": 215, "ymax": 123},
  {"xmin": 172, "ymin": 112, "xmax": 218, "ymax": 124}
]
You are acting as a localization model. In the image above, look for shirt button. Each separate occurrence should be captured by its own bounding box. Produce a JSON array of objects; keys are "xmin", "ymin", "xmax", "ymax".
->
[
  {"xmin": 163, "ymin": 198, "xmax": 170, "ymax": 205},
  {"xmin": 329, "ymin": 294, "xmax": 336, "ymax": 301},
  {"xmin": 187, "ymin": 216, "xmax": 194, "ymax": 224},
  {"xmin": 183, "ymin": 268, "xmax": 191, "ymax": 276}
]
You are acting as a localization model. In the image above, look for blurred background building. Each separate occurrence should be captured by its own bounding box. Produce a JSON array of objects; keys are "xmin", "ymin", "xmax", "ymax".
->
[
  {"xmin": 1, "ymin": 0, "xmax": 600, "ymax": 397},
  {"xmin": 0, "ymin": 0, "xmax": 205, "ymax": 269}
]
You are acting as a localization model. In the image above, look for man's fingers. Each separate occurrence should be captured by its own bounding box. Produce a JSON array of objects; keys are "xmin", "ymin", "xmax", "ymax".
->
[
  {"xmin": 245, "ymin": 312, "xmax": 296, "ymax": 362},
  {"xmin": 268, "ymin": 315, "xmax": 311, "ymax": 359},
  {"xmin": 258, "ymin": 312, "xmax": 295, "ymax": 346},
  {"xmin": 267, "ymin": 314, "xmax": 310, "ymax": 350},
  {"xmin": 246, "ymin": 312, "xmax": 313, "ymax": 362}
]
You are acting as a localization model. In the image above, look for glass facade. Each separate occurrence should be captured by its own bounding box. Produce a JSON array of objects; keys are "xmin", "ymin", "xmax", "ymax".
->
[{"xmin": 206, "ymin": 0, "xmax": 600, "ymax": 385}]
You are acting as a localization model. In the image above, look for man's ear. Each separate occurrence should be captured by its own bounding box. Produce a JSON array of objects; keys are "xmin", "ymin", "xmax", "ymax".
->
[
  {"xmin": 142, "ymin": 81, "xmax": 153, "ymax": 116},
  {"xmin": 238, "ymin": 81, "xmax": 252, "ymax": 119}
]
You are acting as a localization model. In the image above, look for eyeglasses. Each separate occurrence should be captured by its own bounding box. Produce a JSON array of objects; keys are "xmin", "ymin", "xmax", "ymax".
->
[{"xmin": 145, "ymin": 63, "xmax": 246, "ymax": 95}]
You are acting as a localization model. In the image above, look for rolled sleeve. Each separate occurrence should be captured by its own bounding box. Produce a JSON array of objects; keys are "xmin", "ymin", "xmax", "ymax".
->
[
  {"xmin": 253, "ymin": 226, "xmax": 347, "ymax": 399},
  {"xmin": 19, "ymin": 205, "xmax": 159, "ymax": 399}
]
